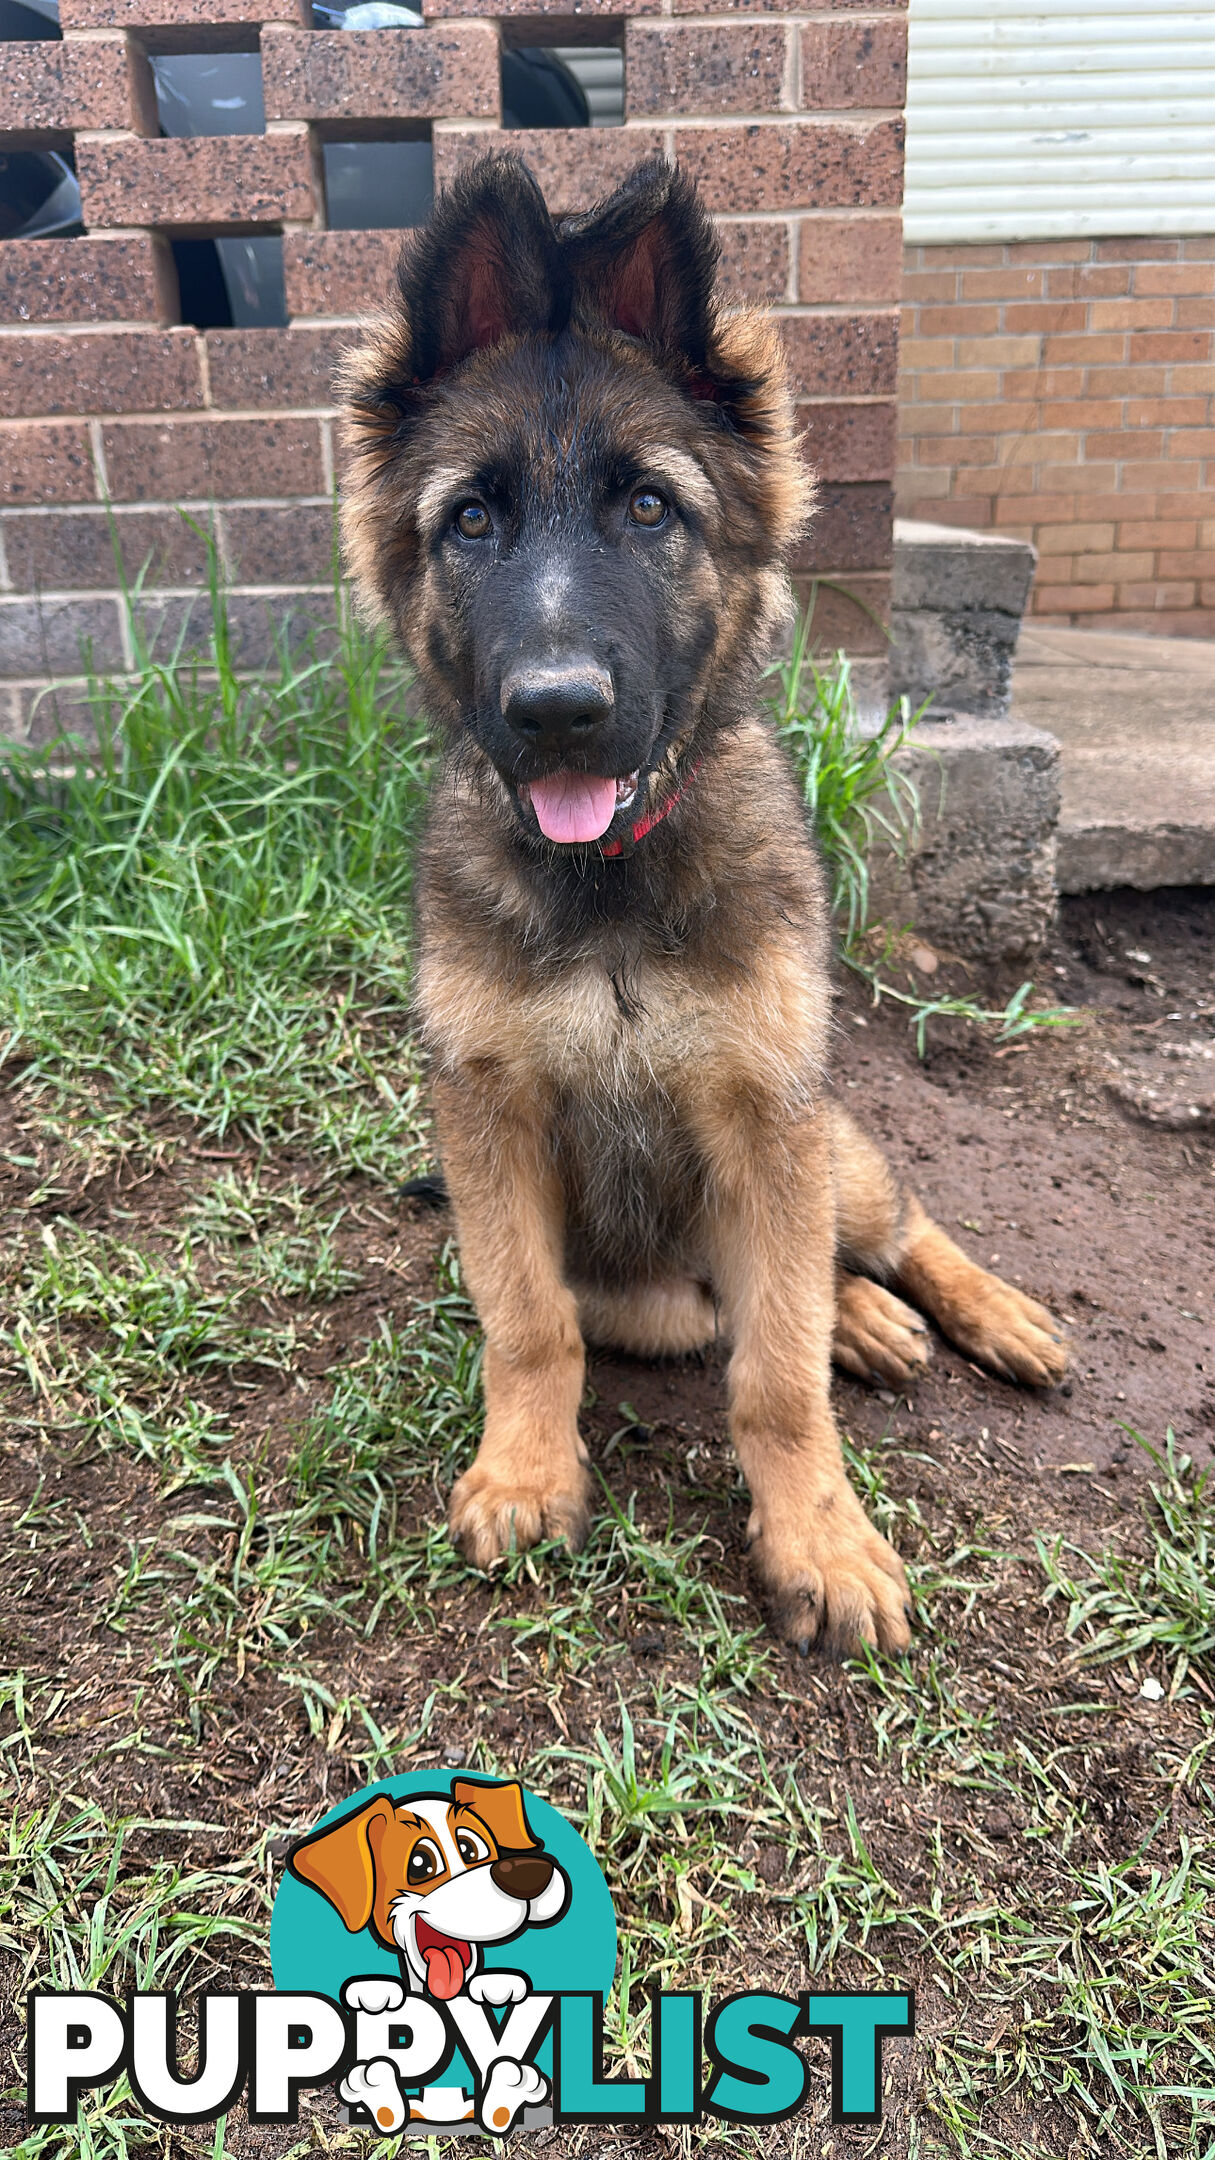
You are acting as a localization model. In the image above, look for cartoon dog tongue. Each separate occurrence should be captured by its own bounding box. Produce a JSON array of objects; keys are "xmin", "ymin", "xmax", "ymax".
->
[
  {"xmin": 526, "ymin": 771, "xmax": 618, "ymax": 845},
  {"xmin": 415, "ymin": 1919, "xmax": 473, "ymax": 2001}
]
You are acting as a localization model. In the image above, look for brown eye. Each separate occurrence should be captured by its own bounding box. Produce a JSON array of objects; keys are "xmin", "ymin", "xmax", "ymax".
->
[
  {"xmin": 454, "ymin": 501, "xmax": 491, "ymax": 540},
  {"xmin": 406, "ymin": 1839, "xmax": 443, "ymax": 1885},
  {"xmin": 628, "ymin": 488, "xmax": 668, "ymax": 529}
]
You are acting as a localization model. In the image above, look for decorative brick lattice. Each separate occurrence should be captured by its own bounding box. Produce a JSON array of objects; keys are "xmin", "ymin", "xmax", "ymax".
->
[{"xmin": 0, "ymin": 0, "xmax": 908, "ymax": 736}]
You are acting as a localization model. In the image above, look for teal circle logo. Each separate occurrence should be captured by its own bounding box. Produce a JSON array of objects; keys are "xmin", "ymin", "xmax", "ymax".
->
[{"xmin": 271, "ymin": 1773, "xmax": 616, "ymax": 2134}]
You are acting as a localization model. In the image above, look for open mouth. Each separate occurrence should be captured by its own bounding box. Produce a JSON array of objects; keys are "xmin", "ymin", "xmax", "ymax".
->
[
  {"xmin": 517, "ymin": 769, "xmax": 639, "ymax": 845},
  {"xmin": 413, "ymin": 1917, "xmax": 474, "ymax": 2001}
]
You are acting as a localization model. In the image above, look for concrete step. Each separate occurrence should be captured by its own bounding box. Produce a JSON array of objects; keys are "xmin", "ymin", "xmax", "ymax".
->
[{"xmin": 1011, "ymin": 624, "xmax": 1215, "ymax": 893}]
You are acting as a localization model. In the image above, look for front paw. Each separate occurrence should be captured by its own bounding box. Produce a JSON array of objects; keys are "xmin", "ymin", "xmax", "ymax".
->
[
  {"xmin": 449, "ymin": 1457, "xmax": 590, "ymax": 1569},
  {"xmin": 479, "ymin": 2057, "xmax": 549, "ymax": 2135},
  {"xmin": 749, "ymin": 1478, "xmax": 911, "ymax": 1660},
  {"xmin": 469, "ymin": 1970, "xmax": 529, "ymax": 2008},
  {"xmin": 341, "ymin": 2058, "xmax": 407, "ymax": 2134}
]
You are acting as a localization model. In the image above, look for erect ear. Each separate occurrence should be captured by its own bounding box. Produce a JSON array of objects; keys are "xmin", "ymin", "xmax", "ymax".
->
[
  {"xmin": 287, "ymin": 1795, "xmax": 395, "ymax": 1933},
  {"xmin": 451, "ymin": 1778, "xmax": 541, "ymax": 1854},
  {"xmin": 397, "ymin": 154, "xmax": 568, "ymax": 382},
  {"xmin": 561, "ymin": 159, "xmax": 718, "ymax": 369}
]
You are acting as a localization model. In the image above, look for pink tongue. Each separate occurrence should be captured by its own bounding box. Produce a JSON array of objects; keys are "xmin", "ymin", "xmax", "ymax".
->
[
  {"xmin": 423, "ymin": 1943, "xmax": 468, "ymax": 2001},
  {"xmin": 527, "ymin": 770, "xmax": 619, "ymax": 844}
]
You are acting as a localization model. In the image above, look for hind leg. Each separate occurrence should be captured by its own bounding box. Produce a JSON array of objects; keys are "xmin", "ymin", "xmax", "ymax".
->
[
  {"xmin": 576, "ymin": 1279, "xmax": 717, "ymax": 1358},
  {"xmin": 829, "ymin": 1103, "xmax": 1067, "ymax": 1388}
]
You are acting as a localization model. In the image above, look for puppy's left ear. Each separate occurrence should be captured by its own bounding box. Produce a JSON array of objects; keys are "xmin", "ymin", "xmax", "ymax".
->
[
  {"xmin": 451, "ymin": 1778, "xmax": 541, "ymax": 1854},
  {"xmin": 561, "ymin": 159, "xmax": 718, "ymax": 371}
]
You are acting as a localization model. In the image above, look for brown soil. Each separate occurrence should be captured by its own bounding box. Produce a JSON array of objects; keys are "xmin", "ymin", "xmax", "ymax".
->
[{"xmin": 1, "ymin": 884, "xmax": 1212, "ymax": 2158}]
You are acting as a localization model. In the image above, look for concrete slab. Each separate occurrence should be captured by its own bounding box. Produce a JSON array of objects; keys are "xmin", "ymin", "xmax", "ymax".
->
[{"xmin": 1011, "ymin": 624, "xmax": 1215, "ymax": 892}]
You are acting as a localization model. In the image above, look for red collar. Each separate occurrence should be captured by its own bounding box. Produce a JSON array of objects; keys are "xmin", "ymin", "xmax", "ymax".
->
[{"xmin": 598, "ymin": 759, "xmax": 702, "ymax": 859}]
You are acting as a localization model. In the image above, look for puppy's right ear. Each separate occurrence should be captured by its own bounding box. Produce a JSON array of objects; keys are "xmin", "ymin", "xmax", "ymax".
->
[
  {"xmin": 396, "ymin": 154, "xmax": 569, "ymax": 382},
  {"xmin": 287, "ymin": 1796, "xmax": 395, "ymax": 1933}
]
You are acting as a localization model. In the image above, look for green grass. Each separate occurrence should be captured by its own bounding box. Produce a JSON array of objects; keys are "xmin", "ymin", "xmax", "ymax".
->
[
  {"xmin": 0, "ymin": 560, "xmax": 431, "ymax": 1174},
  {"xmin": 1038, "ymin": 1429, "xmax": 1215, "ymax": 1694}
]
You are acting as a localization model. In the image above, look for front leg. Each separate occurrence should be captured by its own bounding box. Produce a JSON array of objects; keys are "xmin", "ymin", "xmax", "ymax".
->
[
  {"xmin": 434, "ymin": 1068, "xmax": 591, "ymax": 1567},
  {"xmin": 697, "ymin": 1098, "xmax": 911, "ymax": 1658}
]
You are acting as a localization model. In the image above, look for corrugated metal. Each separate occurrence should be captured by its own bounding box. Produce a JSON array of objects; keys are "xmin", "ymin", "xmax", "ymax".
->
[{"xmin": 904, "ymin": 0, "xmax": 1215, "ymax": 243}]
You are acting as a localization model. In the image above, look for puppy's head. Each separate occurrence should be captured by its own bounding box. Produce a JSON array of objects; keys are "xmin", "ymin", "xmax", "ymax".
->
[
  {"xmin": 288, "ymin": 1779, "xmax": 569, "ymax": 1999},
  {"xmin": 341, "ymin": 155, "xmax": 810, "ymax": 854}
]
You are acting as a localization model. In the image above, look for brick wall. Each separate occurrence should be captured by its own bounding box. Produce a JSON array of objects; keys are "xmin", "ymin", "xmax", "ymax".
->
[
  {"xmin": 0, "ymin": 0, "xmax": 908, "ymax": 741},
  {"xmin": 898, "ymin": 236, "xmax": 1215, "ymax": 637}
]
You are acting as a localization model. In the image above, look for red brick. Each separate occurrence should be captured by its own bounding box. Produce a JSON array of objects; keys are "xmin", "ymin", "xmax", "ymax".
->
[
  {"xmin": 1128, "ymin": 331, "xmax": 1211, "ymax": 363},
  {"xmin": 1040, "ymin": 332, "xmax": 1127, "ymax": 364},
  {"xmin": 101, "ymin": 417, "xmax": 325, "ymax": 500},
  {"xmin": 799, "ymin": 212, "xmax": 902, "ymax": 303},
  {"xmin": 959, "ymin": 401, "xmax": 1037, "ymax": 432},
  {"xmin": 799, "ymin": 20, "xmax": 906, "ymax": 110},
  {"xmin": 1083, "ymin": 431, "xmax": 1163, "ymax": 463},
  {"xmin": 780, "ymin": 309, "xmax": 898, "ymax": 396},
  {"xmin": 1045, "ymin": 265, "xmax": 1128, "ymax": 299},
  {"xmin": 283, "ymin": 229, "xmax": 402, "ymax": 319},
  {"xmin": 958, "ymin": 267, "xmax": 1044, "ymax": 301},
  {"xmin": 223, "ymin": 504, "xmax": 335, "ymax": 584},
  {"xmin": 262, "ymin": 25, "xmax": 498, "ymax": 123},
  {"xmin": 1169, "ymin": 429, "xmax": 1215, "ymax": 459},
  {"xmin": 2, "ymin": 507, "xmax": 215, "ymax": 590},
  {"xmin": 673, "ymin": 119, "xmax": 903, "ymax": 212},
  {"xmin": 1088, "ymin": 297, "xmax": 1175, "ymax": 331},
  {"xmin": 60, "ymin": 0, "xmax": 308, "ymax": 23},
  {"xmin": 1002, "ymin": 302, "xmax": 1087, "ymax": 333},
  {"xmin": 425, "ymin": 0, "xmax": 656, "ymax": 14},
  {"xmin": 790, "ymin": 481, "xmax": 893, "ymax": 571},
  {"xmin": 788, "ymin": 570, "xmax": 892, "ymax": 654},
  {"xmin": 674, "ymin": 0, "xmax": 906, "ymax": 12},
  {"xmin": 1134, "ymin": 262, "xmax": 1215, "ymax": 297},
  {"xmin": 204, "ymin": 327, "xmax": 347, "ymax": 410},
  {"xmin": 917, "ymin": 242, "xmax": 1002, "ymax": 268},
  {"xmin": 626, "ymin": 24, "xmax": 787, "ymax": 118},
  {"xmin": 1093, "ymin": 237, "xmax": 1179, "ymax": 263},
  {"xmin": 1033, "ymin": 582, "xmax": 1115, "ymax": 612},
  {"xmin": 1086, "ymin": 366, "xmax": 1168, "ymax": 397},
  {"xmin": 716, "ymin": 220, "xmax": 790, "ymax": 303},
  {"xmin": 0, "ymin": 422, "xmax": 96, "ymax": 505},
  {"xmin": 1004, "ymin": 239, "xmax": 1090, "ymax": 265},
  {"xmin": 0, "ymin": 329, "xmax": 202, "ymax": 417},
  {"xmin": 1157, "ymin": 549, "xmax": 1215, "ymax": 579},
  {"xmin": 912, "ymin": 433, "xmax": 995, "ymax": 466},
  {"xmin": 433, "ymin": 127, "xmax": 666, "ymax": 217},
  {"xmin": 0, "ymin": 37, "xmax": 130, "ymax": 134},
  {"xmin": 0, "ymin": 236, "xmax": 172, "ymax": 325},
  {"xmin": 78, "ymin": 135, "xmax": 315, "ymax": 232},
  {"xmin": 900, "ymin": 269, "xmax": 958, "ymax": 302},
  {"xmin": 1176, "ymin": 298, "xmax": 1215, "ymax": 331},
  {"xmin": 1125, "ymin": 398, "xmax": 1208, "ymax": 427},
  {"xmin": 918, "ymin": 303, "xmax": 1000, "ymax": 337},
  {"xmin": 797, "ymin": 399, "xmax": 897, "ymax": 481},
  {"xmin": 1039, "ymin": 400, "xmax": 1123, "ymax": 431},
  {"xmin": 992, "ymin": 493, "xmax": 1076, "ymax": 526}
]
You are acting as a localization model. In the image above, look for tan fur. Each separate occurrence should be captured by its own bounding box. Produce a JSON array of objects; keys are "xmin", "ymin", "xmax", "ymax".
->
[{"xmin": 342, "ymin": 157, "xmax": 1067, "ymax": 1660}]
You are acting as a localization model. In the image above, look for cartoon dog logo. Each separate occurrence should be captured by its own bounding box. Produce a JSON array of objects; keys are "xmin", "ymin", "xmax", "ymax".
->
[{"xmin": 287, "ymin": 1778, "xmax": 569, "ymax": 2134}]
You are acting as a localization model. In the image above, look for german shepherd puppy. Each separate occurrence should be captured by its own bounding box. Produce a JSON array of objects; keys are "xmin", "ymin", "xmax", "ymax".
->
[{"xmin": 341, "ymin": 157, "xmax": 1066, "ymax": 1658}]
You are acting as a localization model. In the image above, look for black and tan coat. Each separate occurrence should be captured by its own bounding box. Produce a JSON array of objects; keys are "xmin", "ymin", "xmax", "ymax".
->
[{"xmin": 340, "ymin": 157, "xmax": 1066, "ymax": 1657}]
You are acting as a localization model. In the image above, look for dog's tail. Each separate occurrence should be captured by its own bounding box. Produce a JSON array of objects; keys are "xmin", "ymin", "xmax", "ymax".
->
[{"xmin": 400, "ymin": 1170, "xmax": 450, "ymax": 1209}]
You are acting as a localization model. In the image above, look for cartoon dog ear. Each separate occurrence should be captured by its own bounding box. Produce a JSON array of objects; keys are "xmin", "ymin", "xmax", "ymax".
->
[
  {"xmin": 451, "ymin": 1778, "xmax": 541, "ymax": 1854},
  {"xmin": 287, "ymin": 1795, "xmax": 395, "ymax": 1933},
  {"xmin": 561, "ymin": 159, "xmax": 718, "ymax": 370},
  {"xmin": 396, "ymin": 154, "xmax": 569, "ymax": 382}
]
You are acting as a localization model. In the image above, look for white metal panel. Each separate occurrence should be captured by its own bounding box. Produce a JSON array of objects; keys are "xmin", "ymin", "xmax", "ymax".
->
[{"xmin": 904, "ymin": 0, "xmax": 1215, "ymax": 243}]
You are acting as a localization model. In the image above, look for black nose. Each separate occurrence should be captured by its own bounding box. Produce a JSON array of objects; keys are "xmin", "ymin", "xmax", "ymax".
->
[
  {"xmin": 500, "ymin": 661, "xmax": 614, "ymax": 747},
  {"xmin": 490, "ymin": 1853, "xmax": 555, "ymax": 1900}
]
